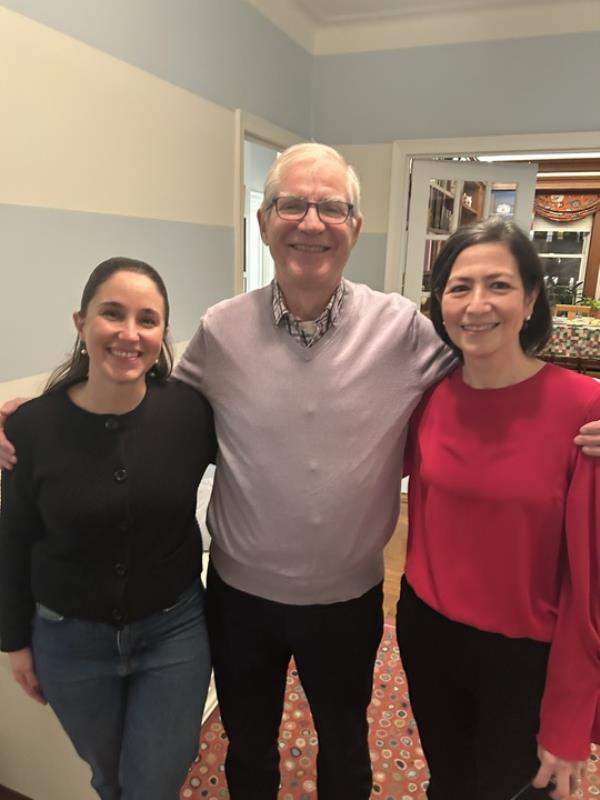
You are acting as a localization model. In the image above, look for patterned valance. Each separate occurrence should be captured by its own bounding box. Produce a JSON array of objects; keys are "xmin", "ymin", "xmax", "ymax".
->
[{"xmin": 535, "ymin": 192, "xmax": 600, "ymax": 222}]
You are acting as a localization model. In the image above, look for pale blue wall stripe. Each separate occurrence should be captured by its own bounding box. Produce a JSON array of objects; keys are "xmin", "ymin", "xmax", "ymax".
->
[
  {"xmin": 346, "ymin": 232, "xmax": 387, "ymax": 292},
  {"xmin": 0, "ymin": 204, "xmax": 233, "ymax": 382},
  {"xmin": 312, "ymin": 32, "xmax": 600, "ymax": 144}
]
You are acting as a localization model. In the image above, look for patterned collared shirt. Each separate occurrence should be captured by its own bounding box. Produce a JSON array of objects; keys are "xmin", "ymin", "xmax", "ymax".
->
[{"xmin": 272, "ymin": 279, "xmax": 346, "ymax": 348}]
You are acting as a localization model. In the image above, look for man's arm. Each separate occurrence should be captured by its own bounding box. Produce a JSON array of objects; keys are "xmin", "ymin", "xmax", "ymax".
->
[{"xmin": 0, "ymin": 399, "xmax": 29, "ymax": 469}]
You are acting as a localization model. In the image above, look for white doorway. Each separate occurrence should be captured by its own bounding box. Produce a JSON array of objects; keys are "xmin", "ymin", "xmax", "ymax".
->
[
  {"xmin": 405, "ymin": 158, "xmax": 538, "ymax": 308},
  {"xmin": 233, "ymin": 110, "xmax": 301, "ymax": 295},
  {"xmin": 244, "ymin": 140, "xmax": 277, "ymax": 292},
  {"xmin": 384, "ymin": 131, "xmax": 600, "ymax": 298}
]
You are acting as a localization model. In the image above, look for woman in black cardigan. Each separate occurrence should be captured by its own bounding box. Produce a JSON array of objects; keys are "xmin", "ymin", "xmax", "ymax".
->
[{"xmin": 0, "ymin": 257, "xmax": 215, "ymax": 800}]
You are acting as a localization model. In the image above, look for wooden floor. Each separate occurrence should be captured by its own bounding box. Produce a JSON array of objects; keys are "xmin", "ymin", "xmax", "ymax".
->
[{"xmin": 382, "ymin": 493, "xmax": 409, "ymax": 620}]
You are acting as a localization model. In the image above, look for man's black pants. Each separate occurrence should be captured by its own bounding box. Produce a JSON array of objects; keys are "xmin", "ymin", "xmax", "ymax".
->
[{"xmin": 206, "ymin": 563, "xmax": 384, "ymax": 800}]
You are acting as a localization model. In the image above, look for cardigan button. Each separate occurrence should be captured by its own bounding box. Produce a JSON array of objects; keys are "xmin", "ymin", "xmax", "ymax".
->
[
  {"xmin": 114, "ymin": 468, "xmax": 128, "ymax": 483},
  {"xmin": 105, "ymin": 417, "xmax": 119, "ymax": 432},
  {"xmin": 111, "ymin": 607, "xmax": 123, "ymax": 622},
  {"xmin": 115, "ymin": 563, "xmax": 127, "ymax": 577}
]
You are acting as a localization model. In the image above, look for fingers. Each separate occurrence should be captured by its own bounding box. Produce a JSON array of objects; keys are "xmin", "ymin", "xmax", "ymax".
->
[
  {"xmin": 532, "ymin": 759, "xmax": 554, "ymax": 790},
  {"xmin": 533, "ymin": 749, "xmax": 586, "ymax": 800},
  {"xmin": 581, "ymin": 445, "xmax": 600, "ymax": 457},
  {"xmin": 0, "ymin": 397, "xmax": 29, "ymax": 469},
  {"xmin": 574, "ymin": 420, "xmax": 600, "ymax": 457},
  {"xmin": 14, "ymin": 669, "xmax": 47, "ymax": 705},
  {"xmin": 578, "ymin": 420, "xmax": 600, "ymax": 435},
  {"xmin": 0, "ymin": 438, "xmax": 17, "ymax": 469}
]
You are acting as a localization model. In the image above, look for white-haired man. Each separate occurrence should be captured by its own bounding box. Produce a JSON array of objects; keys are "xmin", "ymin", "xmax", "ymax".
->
[{"xmin": 171, "ymin": 142, "xmax": 457, "ymax": 798}]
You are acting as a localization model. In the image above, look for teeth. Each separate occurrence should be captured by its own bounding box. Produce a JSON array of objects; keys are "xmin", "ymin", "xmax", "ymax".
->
[
  {"xmin": 111, "ymin": 349, "xmax": 139, "ymax": 359},
  {"xmin": 462, "ymin": 324, "xmax": 497, "ymax": 332},
  {"xmin": 292, "ymin": 244, "xmax": 328, "ymax": 252}
]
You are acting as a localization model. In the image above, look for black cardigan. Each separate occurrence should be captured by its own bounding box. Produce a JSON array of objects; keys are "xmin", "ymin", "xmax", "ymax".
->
[{"xmin": 0, "ymin": 379, "xmax": 216, "ymax": 651}]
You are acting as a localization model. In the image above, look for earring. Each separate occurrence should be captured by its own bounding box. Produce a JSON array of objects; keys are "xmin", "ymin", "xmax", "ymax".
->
[{"xmin": 80, "ymin": 345, "xmax": 87, "ymax": 355}]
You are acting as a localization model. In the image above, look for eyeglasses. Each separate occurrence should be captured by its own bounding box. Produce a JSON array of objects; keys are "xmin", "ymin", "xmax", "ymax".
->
[{"xmin": 270, "ymin": 196, "xmax": 354, "ymax": 224}]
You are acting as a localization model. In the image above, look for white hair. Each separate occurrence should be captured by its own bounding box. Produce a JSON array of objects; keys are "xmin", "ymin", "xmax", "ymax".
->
[{"xmin": 261, "ymin": 142, "xmax": 361, "ymax": 217}]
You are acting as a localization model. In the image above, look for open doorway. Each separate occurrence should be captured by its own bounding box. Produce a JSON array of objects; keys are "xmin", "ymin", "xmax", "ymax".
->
[
  {"xmin": 401, "ymin": 151, "xmax": 600, "ymax": 313},
  {"xmin": 384, "ymin": 132, "xmax": 600, "ymax": 299},
  {"xmin": 387, "ymin": 134, "xmax": 600, "ymax": 375},
  {"xmin": 244, "ymin": 139, "xmax": 277, "ymax": 292},
  {"xmin": 232, "ymin": 110, "xmax": 301, "ymax": 295}
]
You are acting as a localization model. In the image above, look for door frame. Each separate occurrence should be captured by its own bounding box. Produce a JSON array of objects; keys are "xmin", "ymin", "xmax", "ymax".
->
[
  {"xmin": 384, "ymin": 131, "xmax": 600, "ymax": 293},
  {"xmin": 233, "ymin": 110, "xmax": 301, "ymax": 295}
]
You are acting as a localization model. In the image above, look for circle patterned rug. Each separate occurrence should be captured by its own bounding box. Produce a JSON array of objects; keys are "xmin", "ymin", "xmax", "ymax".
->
[{"xmin": 181, "ymin": 623, "xmax": 599, "ymax": 799}]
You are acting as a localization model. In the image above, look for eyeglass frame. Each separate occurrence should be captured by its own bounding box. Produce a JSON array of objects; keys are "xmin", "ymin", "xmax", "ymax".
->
[{"xmin": 268, "ymin": 196, "xmax": 355, "ymax": 225}]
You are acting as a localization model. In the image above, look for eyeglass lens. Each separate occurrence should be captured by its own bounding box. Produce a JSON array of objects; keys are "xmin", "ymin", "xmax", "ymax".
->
[{"xmin": 275, "ymin": 197, "xmax": 351, "ymax": 223}]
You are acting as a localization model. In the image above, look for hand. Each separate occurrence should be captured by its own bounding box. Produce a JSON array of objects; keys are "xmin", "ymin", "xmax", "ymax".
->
[
  {"xmin": 532, "ymin": 745, "xmax": 586, "ymax": 800},
  {"xmin": 0, "ymin": 397, "xmax": 28, "ymax": 469},
  {"xmin": 8, "ymin": 647, "xmax": 47, "ymax": 705},
  {"xmin": 574, "ymin": 419, "xmax": 600, "ymax": 457}
]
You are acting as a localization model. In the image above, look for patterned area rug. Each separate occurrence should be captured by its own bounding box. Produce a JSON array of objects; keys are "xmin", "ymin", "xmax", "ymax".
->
[{"xmin": 181, "ymin": 623, "xmax": 599, "ymax": 799}]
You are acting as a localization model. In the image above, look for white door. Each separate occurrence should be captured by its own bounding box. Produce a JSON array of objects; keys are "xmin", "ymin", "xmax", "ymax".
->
[
  {"xmin": 246, "ymin": 189, "xmax": 274, "ymax": 291},
  {"xmin": 404, "ymin": 160, "xmax": 538, "ymax": 307}
]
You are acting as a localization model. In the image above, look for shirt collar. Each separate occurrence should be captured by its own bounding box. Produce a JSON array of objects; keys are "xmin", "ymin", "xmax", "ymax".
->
[{"xmin": 271, "ymin": 279, "xmax": 345, "ymax": 329}]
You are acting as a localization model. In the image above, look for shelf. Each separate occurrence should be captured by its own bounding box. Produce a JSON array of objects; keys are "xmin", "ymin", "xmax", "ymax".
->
[
  {"xmin": 430, "ymin": 182, "xmax": 455, "ymax": 199},
  {"xmin": 461, "ymin": 203, "xmax": 480, "ymax": 216}
]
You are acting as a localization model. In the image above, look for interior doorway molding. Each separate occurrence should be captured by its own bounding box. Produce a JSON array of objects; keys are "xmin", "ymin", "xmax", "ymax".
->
[
  {"xmin": 233, "ymin": 109, "xmax": 302, "ymax": 295},
  {"xmin": 384, "ymin": 130, "xmax": 600, "ymax": 294}
]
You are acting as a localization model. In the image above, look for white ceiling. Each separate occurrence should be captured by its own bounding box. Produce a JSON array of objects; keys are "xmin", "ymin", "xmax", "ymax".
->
[{"xmin": 291, "ymin": 0, "xmax": 564, "ymax": 25}]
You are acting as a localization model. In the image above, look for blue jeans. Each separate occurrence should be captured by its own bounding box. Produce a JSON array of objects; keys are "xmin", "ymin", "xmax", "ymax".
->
[{"xmin": 32, "ymin": 580, "xmax": 211, "ymax": 800}]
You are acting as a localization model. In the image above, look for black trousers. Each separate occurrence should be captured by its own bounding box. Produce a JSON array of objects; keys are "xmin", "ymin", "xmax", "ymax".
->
[
  {"xmin": 206, "ymin": 563, "xmax": 384, "ymax": 800},
  {"xmin": 396, "ymin": 577, "xmax": 552, "ymax": 800}
]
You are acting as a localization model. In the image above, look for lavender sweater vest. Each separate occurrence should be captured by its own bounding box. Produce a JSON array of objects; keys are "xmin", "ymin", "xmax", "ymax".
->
[{"xmin": 174, "ymin": 281, "xmax": 454, "ymax": 605}]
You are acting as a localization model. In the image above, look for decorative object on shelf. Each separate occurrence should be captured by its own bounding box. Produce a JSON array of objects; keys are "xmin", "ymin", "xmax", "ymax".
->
[{"xmin": 535, "ymin": 193, "xmax": 600, "ymax": 223}]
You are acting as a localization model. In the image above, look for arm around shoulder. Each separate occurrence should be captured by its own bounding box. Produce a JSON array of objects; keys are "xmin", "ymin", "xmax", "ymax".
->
[{"xmin": 0, "ymin": 397, "xmax": 31, "ymax": 469}]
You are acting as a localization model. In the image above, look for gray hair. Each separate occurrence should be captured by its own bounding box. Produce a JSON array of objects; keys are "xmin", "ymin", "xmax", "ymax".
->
[{"xmin": 261, "ymin": 142, "xmax": 361, "ymax": 216}]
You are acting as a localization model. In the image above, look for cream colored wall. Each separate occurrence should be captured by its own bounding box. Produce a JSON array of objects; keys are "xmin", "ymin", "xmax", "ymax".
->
[
  {"xmin": 0, "ymin": 6, "xmax": 234, "ymax": 225},
  {"xmin": 0, "ymin": 655, "xmax": 96, "ymax": 800}
]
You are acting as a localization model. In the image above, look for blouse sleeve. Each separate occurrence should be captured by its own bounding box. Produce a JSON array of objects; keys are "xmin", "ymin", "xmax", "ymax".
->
[
  {"xmin": 537, "ymin": 403, "xmax": 600, "ymax": 760},
  {"xmin": 0, "ymin": 419, "xmax": 44, "ymax": 651}
]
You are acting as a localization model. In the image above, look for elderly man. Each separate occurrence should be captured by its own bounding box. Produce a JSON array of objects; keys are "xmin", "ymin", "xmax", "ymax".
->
[
  {"xmin": 170, "ymin": 143, "xmax": 455, "ymax": 798},
  {"xmin": 2, "ymin": 143, "xmax": 600, "ymax": 799}
]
